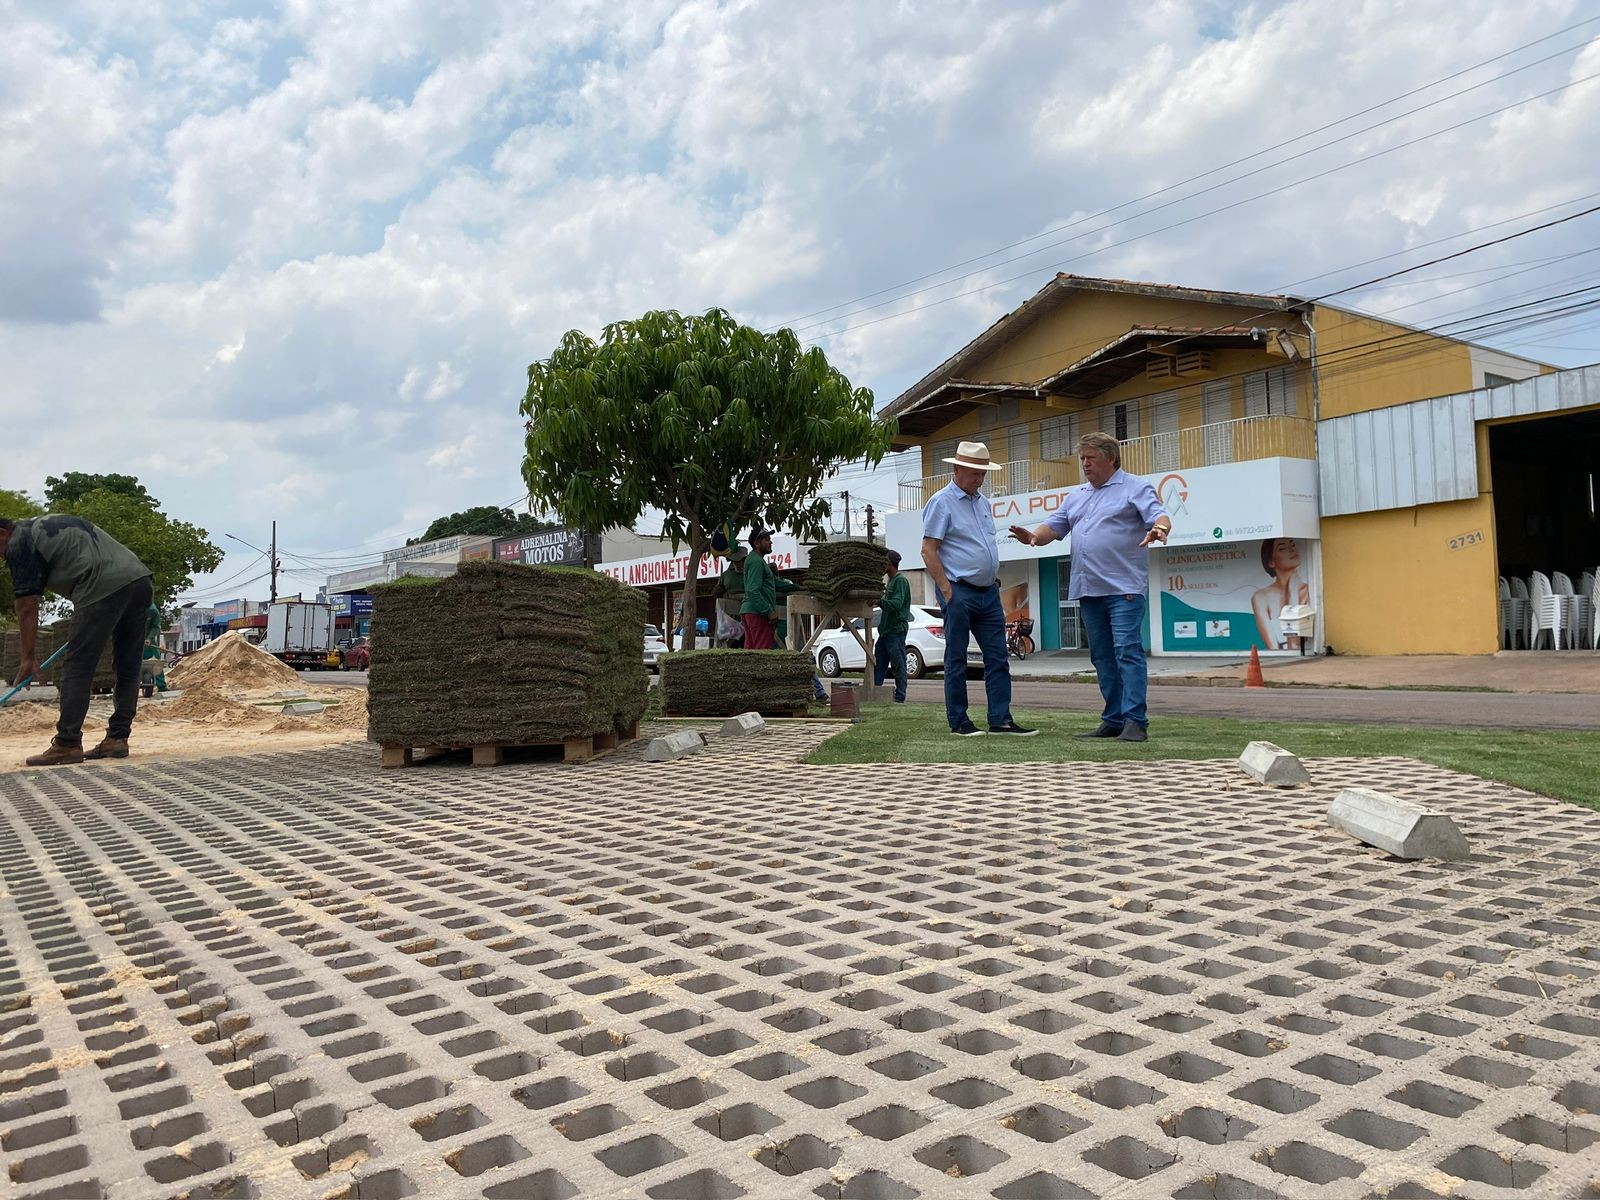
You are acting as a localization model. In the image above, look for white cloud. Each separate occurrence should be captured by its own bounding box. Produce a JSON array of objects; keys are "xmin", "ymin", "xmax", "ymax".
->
[
  {"xmin": 427, "ymin": 432, "xmax": 482, "ymax": 475},
  {"xmin": 2, "ymin": 0, "xmax": 1595, "ymax": 599}
]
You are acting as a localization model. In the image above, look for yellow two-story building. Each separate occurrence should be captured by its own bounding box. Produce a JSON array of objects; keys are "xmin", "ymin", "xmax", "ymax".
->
[{"xmin": 881, "ymin": 273, "xmax": 1577, "ymax": 656}]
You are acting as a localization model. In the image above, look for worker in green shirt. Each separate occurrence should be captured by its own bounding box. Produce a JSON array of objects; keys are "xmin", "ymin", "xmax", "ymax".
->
[
  {"xmin": 739, "ymin": 528, "xmax": 778, "ymax": 649},
  {"xmin": 873, "ymin": 549, "xmax": 912, "ymax": 702},
  {"xmin": 140, "ymin": 603, "xmax": 168, "ymax": 696}
]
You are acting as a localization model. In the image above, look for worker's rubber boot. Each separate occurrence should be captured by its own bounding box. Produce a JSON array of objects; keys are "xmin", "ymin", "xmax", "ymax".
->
[
  {"xmin": 25, "ymin": 738, "xmax": 85, "ymax": 767},
  {"xmin": 85, "ymin": 737, "xmax": 130, "ymax": 760}
]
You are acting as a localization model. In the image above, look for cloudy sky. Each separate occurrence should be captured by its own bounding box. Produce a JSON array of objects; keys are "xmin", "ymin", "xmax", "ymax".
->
[{"xmin": 5, "ymin": 0, "xmax": 1599, "ymax": 602}]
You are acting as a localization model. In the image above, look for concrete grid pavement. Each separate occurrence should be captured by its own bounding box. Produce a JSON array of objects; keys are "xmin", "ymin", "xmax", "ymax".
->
[{"xmin": 1, "ymin": 726, "xmax": 1598, "ymax": 1198}]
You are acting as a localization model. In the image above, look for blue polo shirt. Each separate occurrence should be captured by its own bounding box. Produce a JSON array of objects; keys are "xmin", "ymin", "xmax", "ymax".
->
[
  {"xmin": 1042, "ymin": 469, "xmax": 1166, "ymax": 599},
  {"xmin": 922, "ymin": 480, "xmax": 999, "ymax": 585}
]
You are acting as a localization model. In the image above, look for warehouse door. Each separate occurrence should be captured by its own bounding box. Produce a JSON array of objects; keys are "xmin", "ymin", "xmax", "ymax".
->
[{"xmin": 1489, "ymin": 408, "xmax": 1600, "ymax": 633}]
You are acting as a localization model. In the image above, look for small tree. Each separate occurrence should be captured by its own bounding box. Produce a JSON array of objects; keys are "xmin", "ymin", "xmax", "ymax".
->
[
  {"xmin": 0, "ymin": 488, "xmax": 44, "ymax": 623},
  {"xmin": 521, "ymin": 309, "xmax": 894, "ymax": 647}
]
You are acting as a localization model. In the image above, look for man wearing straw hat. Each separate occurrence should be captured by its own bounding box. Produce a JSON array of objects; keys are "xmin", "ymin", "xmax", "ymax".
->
[{"xmin": 920, "ymin": 441, "xmax": 1036, "ymax": 738}]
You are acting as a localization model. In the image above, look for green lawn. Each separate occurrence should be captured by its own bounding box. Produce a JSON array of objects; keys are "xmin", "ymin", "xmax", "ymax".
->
[{"xmin": 805, "ymin": 702, "xmax": 1600, "ymax": 811}]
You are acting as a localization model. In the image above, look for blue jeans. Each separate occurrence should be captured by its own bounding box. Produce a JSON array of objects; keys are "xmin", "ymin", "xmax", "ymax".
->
[
  {"xmin": 873, "ymin": 630, "xmax": 908, "ymax": 702},
  {"xmin": 1080, "ymin": 593, "xmax": 1148, "ymax": 729},
  {"xmin": 939, "ymin": 582, "xmax": 1012, "ymax": 730}
]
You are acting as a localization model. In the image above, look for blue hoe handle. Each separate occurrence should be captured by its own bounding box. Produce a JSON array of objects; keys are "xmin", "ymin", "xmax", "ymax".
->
[{"xmin": 0, "ymin": 642, "xmax": 71, "ymax": 707}]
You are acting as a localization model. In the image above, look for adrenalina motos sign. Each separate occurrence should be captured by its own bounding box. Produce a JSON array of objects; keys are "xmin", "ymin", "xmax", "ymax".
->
[{"xmin": 494, "ymin": 527, "xmax": 589, "ymax": 566}]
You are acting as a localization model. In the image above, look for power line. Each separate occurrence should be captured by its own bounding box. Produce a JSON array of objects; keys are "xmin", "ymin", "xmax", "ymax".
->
[
  {"xmin": 796, "ymin": 67, "xmax": 1600, "ymax": 345},
  {"xmin": 772, "ymin": 14, "xmax": 1600, "ymax": 332},
  {"xmin": 785, "ymin": 44, "xmax": 1600, "ymax": 338}
]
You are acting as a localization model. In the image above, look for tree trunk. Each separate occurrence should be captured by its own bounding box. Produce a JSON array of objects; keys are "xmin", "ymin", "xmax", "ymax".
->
[{"xmin": 681, "ymin": 537, "xmax": 708, "ymax": 653}]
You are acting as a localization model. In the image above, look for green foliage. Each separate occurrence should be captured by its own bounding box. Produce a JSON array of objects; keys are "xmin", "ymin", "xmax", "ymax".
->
[
  {"xmin": 59, "ymin": 489, "xmax": 223, "ymax": 608},
  {"xmin": 44, "ymin": 472, "xmax": 152, "ymax": 510},
  {"xmin": 520, "ymin": 308, "xmax": 895, "ymax": 638},
  {"xmin": 410, "ymin": 505, "xmax": 551, "ymax": 544},
  {"xmin": 0, "ymin": 488, "xmax": 44, "ymax": 623}
]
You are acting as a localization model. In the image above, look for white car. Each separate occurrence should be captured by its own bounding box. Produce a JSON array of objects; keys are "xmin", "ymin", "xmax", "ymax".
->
[
  {"xmin": 643, "ymin": 624, "xmax": 669, "ymax": 671},
  {"xmin": 813, "ymin": 605, "xmax": 948, "ymax": 679}
]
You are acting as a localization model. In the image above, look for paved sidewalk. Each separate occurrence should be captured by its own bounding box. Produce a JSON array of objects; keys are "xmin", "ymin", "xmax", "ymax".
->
[
  {"xmin": 901, "ymin": 677, "xmax": 1600, "ymax": 730},
  {"xmin": 1007, "ymin": 650, "xmax": 1600, "ymax": 693},
  {"xmin": 1, "ymin": 733, "xmax": 1597, "ymax": 1198}
]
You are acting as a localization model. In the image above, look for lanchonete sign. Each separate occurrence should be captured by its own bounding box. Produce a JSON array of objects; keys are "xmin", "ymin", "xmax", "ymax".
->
[{"xmin": 599, "ymin": 535, "xmax": 807, "ymax": 588}]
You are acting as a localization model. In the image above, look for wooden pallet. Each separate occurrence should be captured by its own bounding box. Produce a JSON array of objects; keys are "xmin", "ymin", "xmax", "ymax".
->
[{"xmin": 381, "ymin": 721, "xmax": 641, "ymax": 769}]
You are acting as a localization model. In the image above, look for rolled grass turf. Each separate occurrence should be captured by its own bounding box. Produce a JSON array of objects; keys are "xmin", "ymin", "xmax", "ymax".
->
[
  {"xmin": 659, "ymin": 648, "xmax": 816, "ymax": 716},
  {"xmin": 802, "ymin": 541, "xmax": 889, "ymax": 602},
  {"xmin": 367, "ymin": 561, "xmax": 649, "ymax": 748}
]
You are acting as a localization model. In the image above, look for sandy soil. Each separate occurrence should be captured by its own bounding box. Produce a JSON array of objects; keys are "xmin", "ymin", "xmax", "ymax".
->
[{"xmin": 0, "ymin": 633, "xmax": 369, "ymax": 772}]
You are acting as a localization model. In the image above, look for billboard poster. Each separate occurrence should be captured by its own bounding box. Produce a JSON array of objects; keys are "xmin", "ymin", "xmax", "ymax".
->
[
  {"xmin": 494, "ymin": 527, "xmax": 588, "ymax": 566},
  {"xmin": 1155, "ymin": 537, "xmax": 1318, "ymax": 653}
]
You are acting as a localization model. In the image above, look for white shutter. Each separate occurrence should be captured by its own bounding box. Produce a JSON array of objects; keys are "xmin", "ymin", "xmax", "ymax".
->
[
  {"xmin": 1150, "ymin": 392, "xmax": 1179, "ymax": 471},
  {"xmin": 1202, "ymin": 380, "xmax": 1233, "ymax": 465},
  {"xmin": 1244, "ymin": 372, "xmax": 1269, "ymax": 418}
]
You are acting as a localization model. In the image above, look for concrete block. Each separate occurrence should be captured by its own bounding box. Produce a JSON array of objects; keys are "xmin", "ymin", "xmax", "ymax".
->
[
  {"xmin": 274, "ymin": 689, "xmax": 309, "ymax": 698},
  {"xmin": 720, "ymin": 712, "xmax": 766, "ymax": 738},
  {"xmin": 1328, "ymin": 787, "xmax": 1470, "ymax": 861},
  {"xmin": 281, "ymin": 701, "xmax": 325, "ymax": 716},
  {"xmin": 1238, "ymin": 740, "xmax": 1310, "ymax": 787},
  {"xmin": 645, "ymin": 730, "xmax": 708, "ymax": 762}
]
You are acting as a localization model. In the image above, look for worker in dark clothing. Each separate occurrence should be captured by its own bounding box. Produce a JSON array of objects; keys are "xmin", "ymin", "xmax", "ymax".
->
[
  {"xmin": 874, "ymin": 549, "xmax": 912, "ymax": 703},
  {"xmin": 0, "ymin": 515, "xmax": 155, "ymax": 766}
]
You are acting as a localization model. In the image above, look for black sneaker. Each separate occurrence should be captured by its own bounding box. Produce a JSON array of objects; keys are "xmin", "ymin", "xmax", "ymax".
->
[
  {"xmin": 952, "ymin": 720, "xmax": 986, "ymax": 737},
  {"xmin": 990, "ymin": 722, "xmax": 1039, "ymax": 737},
  {"xmin": 1117, "ymin": 723, "xmax": 1148, "ymax": 743},
  {"xmin": 1074, "ymin": 722, "xmax": 1123, "ymax": 739}
]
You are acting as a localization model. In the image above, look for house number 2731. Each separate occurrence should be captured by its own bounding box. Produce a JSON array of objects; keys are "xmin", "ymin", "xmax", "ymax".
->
[{"xmin": 1448, "ymin": 530, "xmax": 1484, "ymax": 550}]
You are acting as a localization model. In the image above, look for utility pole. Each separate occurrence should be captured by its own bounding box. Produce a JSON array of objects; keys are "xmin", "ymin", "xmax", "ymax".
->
[
  {"xmin": 841, "ymin": 491, "xmax": 851, "ymax": 539},
  {"xmin": 864, "ymin": 504, "xmax": 876, "ymax": 541},
  {"xmin": 269, "ymin": 520, "xmax": 279, "ymax": 603}
]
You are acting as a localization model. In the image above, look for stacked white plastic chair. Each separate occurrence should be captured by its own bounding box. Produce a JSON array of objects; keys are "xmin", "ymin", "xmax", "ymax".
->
[
  {"xmin": 1553, "ymin": 572, "xmax": 1590, "ymax": 653},
  {"xmin": 1498, "ymin": 577, "xmax": 1529, "ymax": 649},
  {"xmin": 1585, "ymin": 569, "xmax": 1599, "ymax": 649},
  {"xmin": 1530, "ymin": 571, "xmax": 1569, "ymax": 649}
]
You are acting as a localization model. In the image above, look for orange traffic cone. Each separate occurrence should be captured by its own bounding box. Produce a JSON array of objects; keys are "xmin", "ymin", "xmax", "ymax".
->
[{"xmin": 1244, "ymin": 645, "xmax": 1265, "ymax": 689}]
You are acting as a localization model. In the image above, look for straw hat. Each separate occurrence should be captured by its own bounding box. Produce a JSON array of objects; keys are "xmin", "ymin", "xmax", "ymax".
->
[{"xmin": 942, "ymin": 440, "xmax": 1004, "ymax": 471}]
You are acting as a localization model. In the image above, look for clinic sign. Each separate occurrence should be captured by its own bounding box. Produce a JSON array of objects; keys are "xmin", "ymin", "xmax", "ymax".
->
[
  {"xmin": 885, "ymin": 457, "xmax": 1320, "ymax": 562},
  {"xmin": 494, "ymin": 527, "xmax": 588, "ymax": 566}
]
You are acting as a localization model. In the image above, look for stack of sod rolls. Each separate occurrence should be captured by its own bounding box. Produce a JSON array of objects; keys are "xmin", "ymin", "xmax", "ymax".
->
[
  {"xmin": 367, "ymin": 561, "xmax": 649, "ymax": 748},
  {"xmin": 802, "ymin": 541, "xmax": 890, "ymax": 602},
  {"xmin": 660, "ymin": 649, "xmax": 815, "ymax": 716}
]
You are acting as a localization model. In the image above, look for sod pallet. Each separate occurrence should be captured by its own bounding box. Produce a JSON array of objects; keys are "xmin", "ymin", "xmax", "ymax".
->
[
  {"xmin": 367, "ymin": 561, "xmax": 649, "ymax": 759},
  {"xmin": 660, "ymin": 649, "xmax": 815, "ymax": 717},
  {"xmin": 4, "ymin": 625, "xmax": 115, "ymax": 691},
  {"xmin": 803, "ymin": 541, "xmax": 889, "ymax": 602}
]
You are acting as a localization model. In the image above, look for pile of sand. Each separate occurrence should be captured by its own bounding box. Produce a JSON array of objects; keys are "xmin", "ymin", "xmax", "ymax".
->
[
  {"xmin": 0, "ymin": 701, "xmax": 62, "ymax": 734},
  {"xmin": 168, "ymin": 633, "xmax": 300, "ymax": 694},
  {"xmin": 265, "ymin": 690, "xmax": 368, "ymax": 735},
  {"xmin": 137, "ymin": 691, "xmax": 264, "ymax": 727}
]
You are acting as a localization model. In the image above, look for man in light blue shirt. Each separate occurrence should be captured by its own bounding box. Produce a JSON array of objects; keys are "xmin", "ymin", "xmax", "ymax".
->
[
  {"xmin": 1011, "ymin": 431, "xmax": 1170, "ymax": 742},
  {"xmin": 922, "ymin": 441, "xmax": 1035, "ymax": 737}
]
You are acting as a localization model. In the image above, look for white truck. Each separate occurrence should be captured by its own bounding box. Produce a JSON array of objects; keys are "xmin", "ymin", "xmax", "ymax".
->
[{"xmin": 262, "ymin": 602, "xmax": 337, "ymax": 669}]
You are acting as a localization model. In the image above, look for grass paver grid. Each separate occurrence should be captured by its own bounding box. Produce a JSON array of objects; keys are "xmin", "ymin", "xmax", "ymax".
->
[{"xmin": 0, "ymin": 728, "xmax": 1597, "ymax": 1199}]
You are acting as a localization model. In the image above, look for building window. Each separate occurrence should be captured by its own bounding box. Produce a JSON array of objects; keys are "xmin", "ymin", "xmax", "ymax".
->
[
  {"xmin": 978, "ymin": 397, "xmax": 1022, "ymax": 430},
  {"xmin": 1097, "ymin": 400, "xmax": 1141, "ymax": 442},
  {"xmin": 1243, "ymin": 367, "xmax": 1297, "ymax": 418},
  {"xmin": 1040, "ymin": 413, "xmax": 1076, "ymax": 460},
  {"xmin": 931, "ymin": 439, "xmax": 958, "ymax": 475},
  {"xmin": 1484, "ymin": 372, "xmax": 1515, "ymax": 388}
]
